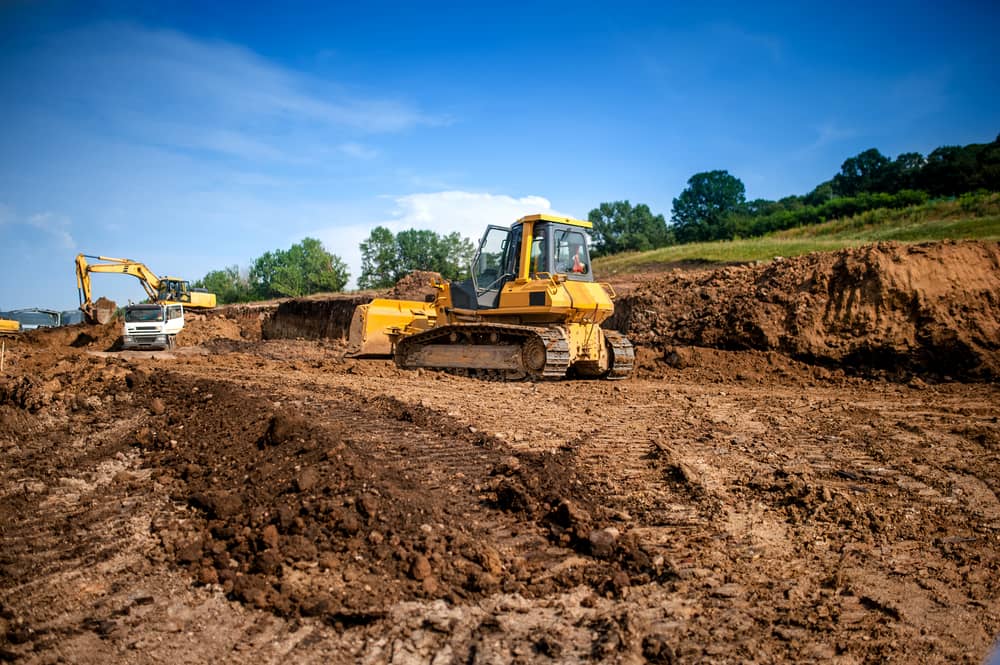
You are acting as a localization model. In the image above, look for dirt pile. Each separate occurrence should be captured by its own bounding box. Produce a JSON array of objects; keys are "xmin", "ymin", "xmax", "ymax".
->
[
  {"xmin": 18, "ymin": 319, "xmax": 121, "ymax": 352},
  {"xmin": 176, "ymin": 313, "xmax": 251, "ymax": 347},
  {"xmin": 612, "ymin": 241, "xmax": 1000, "ymax": 379},
  {"xmin": 389, "ymin": 270, "xmax": 442, "ymax": 300},
  {"xmin": 134, "ymin": 372, "xmax": 657, "ymax": 625}
]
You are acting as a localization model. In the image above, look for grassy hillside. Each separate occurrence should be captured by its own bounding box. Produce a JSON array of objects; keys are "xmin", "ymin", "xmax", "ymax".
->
[{"xmin": 594, "ymin": 192, "xmax": 1000, "ymax": 275}]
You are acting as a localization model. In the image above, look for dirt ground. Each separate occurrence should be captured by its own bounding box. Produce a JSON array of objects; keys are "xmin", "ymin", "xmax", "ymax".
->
[{"xmin": 1, "ymin": 241, "xmax": 998, "ymax": 664}]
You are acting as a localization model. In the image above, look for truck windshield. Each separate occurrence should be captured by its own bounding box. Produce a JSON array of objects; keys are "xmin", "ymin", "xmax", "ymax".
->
[{"xmin": 125, "ymin": 308, "xmax": 164, "ymax": 323}]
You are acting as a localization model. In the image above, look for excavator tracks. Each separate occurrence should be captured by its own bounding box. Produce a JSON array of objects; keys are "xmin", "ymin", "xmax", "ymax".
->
[{"xmin": 394, "ymin": 323, "xmax": 572, "ymax": 379}]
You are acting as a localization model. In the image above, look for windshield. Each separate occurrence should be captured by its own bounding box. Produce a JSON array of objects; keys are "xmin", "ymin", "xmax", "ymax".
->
[{"xmin": 125, "ymin": 307, "xmax": 164, "ymax": 323}]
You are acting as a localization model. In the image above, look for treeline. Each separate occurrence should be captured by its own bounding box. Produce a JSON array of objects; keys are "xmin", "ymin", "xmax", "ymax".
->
[
  {"xmin": 726, "ymin": 189, "xmax": 929, "ymax": 238},
  {"xmin": 358, "ymin": 227, "xmax": 474, "ymax": 289},
  {"xmin": 589, "ymin": 134, "xmax": 1000, "ymax": 254},
  {"xmin": 197, "ymin": 228, "xmax": 474, "ymax": 304},
  {"xmin": 193, "ymin": 237, "xmax": 349, "ymax": 303}
]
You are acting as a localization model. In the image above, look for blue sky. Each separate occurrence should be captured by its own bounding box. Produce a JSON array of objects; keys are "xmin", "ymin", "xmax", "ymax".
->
[{"xmin": 1, "ymin": 0, "xmax": 997, "ymax": 309}]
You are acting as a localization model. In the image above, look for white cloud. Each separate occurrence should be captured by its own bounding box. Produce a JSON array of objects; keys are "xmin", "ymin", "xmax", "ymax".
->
[
  {"xmin": 33, "ymin": 22, "xmax": 445, "ymax": 166},
  {"xmin": 0, "ymin": 205, "xmax": 75, "ymax": 249},
  {"xmin": 386, "ymin": 191, "xmax": 564, "ymax": 235},
  {"xmin": 310, "ymin": 191, "xmax": 570, "ymax": 289}
]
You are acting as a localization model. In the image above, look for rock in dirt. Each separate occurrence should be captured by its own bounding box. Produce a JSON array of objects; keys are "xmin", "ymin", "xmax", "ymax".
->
[
  {"xmin": 409, "ymin": 554, "xmax": 432, "ymax": 581},
  {"xmin": 295, "ymin": 468, "xmax": 318, "ymax": 492},
  {"xmin": 588, "ymin": 527, "xmax": 620, "ymax": 559},
  {"xmin": 188, "ymin": 491, "xmax": 243, "ymax": 519},
  {"xmin": 260, "ymin": 525, "xmax": 279, "ymax": 550},
  {"xmin": 551, "ymin": 499, "xmax": 592, "ymax": 532}
]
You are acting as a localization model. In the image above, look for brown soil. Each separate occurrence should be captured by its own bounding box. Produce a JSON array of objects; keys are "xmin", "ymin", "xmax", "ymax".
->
[
  {"xmin": 611, "ymin": 241, "xmax": 1000, "ymax": 380},
  {"xmin": 1, "ymin": 241, "xmax": 998, "ymax": 664}
]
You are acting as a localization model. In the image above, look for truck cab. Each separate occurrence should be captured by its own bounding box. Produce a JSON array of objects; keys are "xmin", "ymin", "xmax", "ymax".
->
[{"xmin": 122, "ymin": 303, "xmax": 184, "ymax": 350}]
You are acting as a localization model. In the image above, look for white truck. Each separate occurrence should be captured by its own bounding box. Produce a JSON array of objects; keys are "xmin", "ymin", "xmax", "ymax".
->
[{"xmin": 122, "ymin": 303, "xmax": 184, "ymax": 350}]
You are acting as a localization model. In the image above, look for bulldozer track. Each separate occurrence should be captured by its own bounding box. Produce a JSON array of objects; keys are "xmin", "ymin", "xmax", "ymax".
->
[
  {"xmin": 394, "ymin": 323, "xmax": 572, "ymax": 379},
  {"xmin": 603, "ymin": 329, "xmax": 635, "ymax": 380}
]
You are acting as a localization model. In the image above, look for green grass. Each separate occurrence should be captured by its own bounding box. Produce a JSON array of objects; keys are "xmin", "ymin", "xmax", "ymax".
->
[{"xmin": 593, "ymin": 192, "xmax": 1000, "ymax": 275}]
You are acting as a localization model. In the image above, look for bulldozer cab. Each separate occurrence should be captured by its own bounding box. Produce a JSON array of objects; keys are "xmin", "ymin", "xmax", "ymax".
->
[{"xmin": 458, "ymin": 216, "xmax": 596, "ymax": 310}]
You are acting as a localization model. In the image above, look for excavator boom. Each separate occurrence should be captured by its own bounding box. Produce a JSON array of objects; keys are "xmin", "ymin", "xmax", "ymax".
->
[{"xmin": 75, "ymin": 253, "xmax": 217, "ymax": 323}]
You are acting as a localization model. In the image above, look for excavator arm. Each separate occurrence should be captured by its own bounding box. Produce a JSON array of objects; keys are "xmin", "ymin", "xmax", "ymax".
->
[
  {"xmin": 77, "ymin": 255, "xmax": 162, "ymax": 302},
  {"xmin": 75, "ymin": 253, "xmax": 215, "ymax": 323}
]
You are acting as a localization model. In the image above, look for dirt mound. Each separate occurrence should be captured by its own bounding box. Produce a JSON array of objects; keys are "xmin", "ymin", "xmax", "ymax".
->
[
  {"xmin": 176, "ymin": 313, "xmax": 249, "ymax": 347},
  {"xmin": 20, "ymin": 319, "xmax": 121, "ymax": 351},
  {"xmin": 612, "ymin": 241, "xmax": 1000, "ymax": 379},
  {"xmin": 134, "ymin": 373, "xmax": 653, "ymax": 624},
  {"xmin": 389, "ymin": 270, "xmax": 441, "ymax": 300}
]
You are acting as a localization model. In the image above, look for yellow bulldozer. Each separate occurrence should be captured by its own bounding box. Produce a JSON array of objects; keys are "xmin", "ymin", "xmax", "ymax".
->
[
  {"xmin": 349, "ymin": 213, "xmax": 634, "ymax": 380},
  {"xmin": 75, "ymin": 254, "xmax": 217, "ymax": 324}
]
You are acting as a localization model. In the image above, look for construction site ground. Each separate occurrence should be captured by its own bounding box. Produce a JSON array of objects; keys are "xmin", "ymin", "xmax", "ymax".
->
[{"xmin": 1, "ymin": 241, "xmax": 998, "ymax": 664}]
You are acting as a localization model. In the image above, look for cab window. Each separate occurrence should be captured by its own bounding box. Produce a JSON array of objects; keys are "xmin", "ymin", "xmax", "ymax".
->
[
  {"xmin": 553, "ymin": 229, "xmax": 592, "ymax": 279},
  {"xmin": 530, "ymin": 225, "xmax": 549, "ymax": 276},
  {"xmin": 473, "ymin": 226, "xmax": 510, "ymax": 292}
]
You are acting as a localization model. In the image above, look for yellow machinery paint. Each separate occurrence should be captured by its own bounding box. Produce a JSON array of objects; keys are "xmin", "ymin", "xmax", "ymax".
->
[{"xmin": 349, "ymin": 214, "xmax": 634, "ymax": 379}]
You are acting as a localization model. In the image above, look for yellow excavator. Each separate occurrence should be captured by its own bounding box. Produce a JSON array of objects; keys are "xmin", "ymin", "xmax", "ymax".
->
[
  {"xmin": 75, "ymin": 254, "xmax": 217, "ymax": 324},
  {"xmin": 349, "ymin": 213, "xmax": 634, "ymax": 379}
]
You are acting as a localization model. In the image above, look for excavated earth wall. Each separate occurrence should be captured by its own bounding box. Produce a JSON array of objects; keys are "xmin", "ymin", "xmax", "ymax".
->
[
  {"xmin": 259, "ymin": 296, "xmax": 372, "ymax": 341},
  {"xmin": 609, "ymin": 241, "xmax": 1000, "ymax": 380}
]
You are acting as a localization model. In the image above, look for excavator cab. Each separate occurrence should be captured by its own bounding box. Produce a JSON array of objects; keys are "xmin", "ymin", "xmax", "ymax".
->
[{"xmin": 157, "ymin": 278, "xmax": 192, "ymax": 304}]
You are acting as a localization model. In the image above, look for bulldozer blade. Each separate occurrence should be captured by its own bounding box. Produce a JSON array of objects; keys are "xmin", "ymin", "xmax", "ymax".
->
[{"xmin": 347, "ymin": 298, "xmax": 436, "ymax": 357}]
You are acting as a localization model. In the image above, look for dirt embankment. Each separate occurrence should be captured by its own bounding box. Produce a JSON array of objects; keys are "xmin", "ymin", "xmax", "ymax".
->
[{"xmin": 610, "ymin": 241, "xmax": 1000, "ymax": 380}]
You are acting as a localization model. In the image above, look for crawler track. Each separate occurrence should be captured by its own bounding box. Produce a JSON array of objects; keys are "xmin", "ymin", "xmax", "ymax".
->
[{"xmin": 394, "ymin": 323, "xmax": 572, "ymax": 378}]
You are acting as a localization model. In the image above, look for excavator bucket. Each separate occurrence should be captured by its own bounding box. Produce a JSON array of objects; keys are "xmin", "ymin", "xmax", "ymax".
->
[
  {"xmin": 82, "ymin": 297, "xmax": 117, "ymax": 325},
  {"xmin": 347, "ymin": 298, "xmax": 437, "ymax": 357}
]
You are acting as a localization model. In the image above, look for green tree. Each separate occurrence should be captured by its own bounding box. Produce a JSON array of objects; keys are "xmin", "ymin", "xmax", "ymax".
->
[
  {"xmin": 671, "ymin": 170, "xmax": 746, "ymax": 243},
  {"xmin": 803, "ymin": 180, "xmax": 835, "ymax": 207},
  {"xmin": 192, "ymin": 265, "xmax": 251, "ymax": 304},
  {"xmin": 358, "ymin": 226, "xmax": 398, "ymax": 289},
  {"xmin": 886, "ymin": 152, "xmax": 926, "ymax": 192},
  {"xmin": 249, "ymin": 237, "xmax": 349, "ymax": 298},
  {"xmin": 587, "ymin": 201, "xmax": 671, "ymax": 256},
  {"xmin": 396, "ymin": 229, "xmax": 441, "ymax": 275},
  {"xmin": 437, "ymin": 232, "xmax": 476, "ymax": 280},
  {"xmin": 357, "ymin": 227, "xmax": 475, "ymax": 290},
  {"xmin": 832, "ymin": 148, "xmax": 893, "ymax": 196}
]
